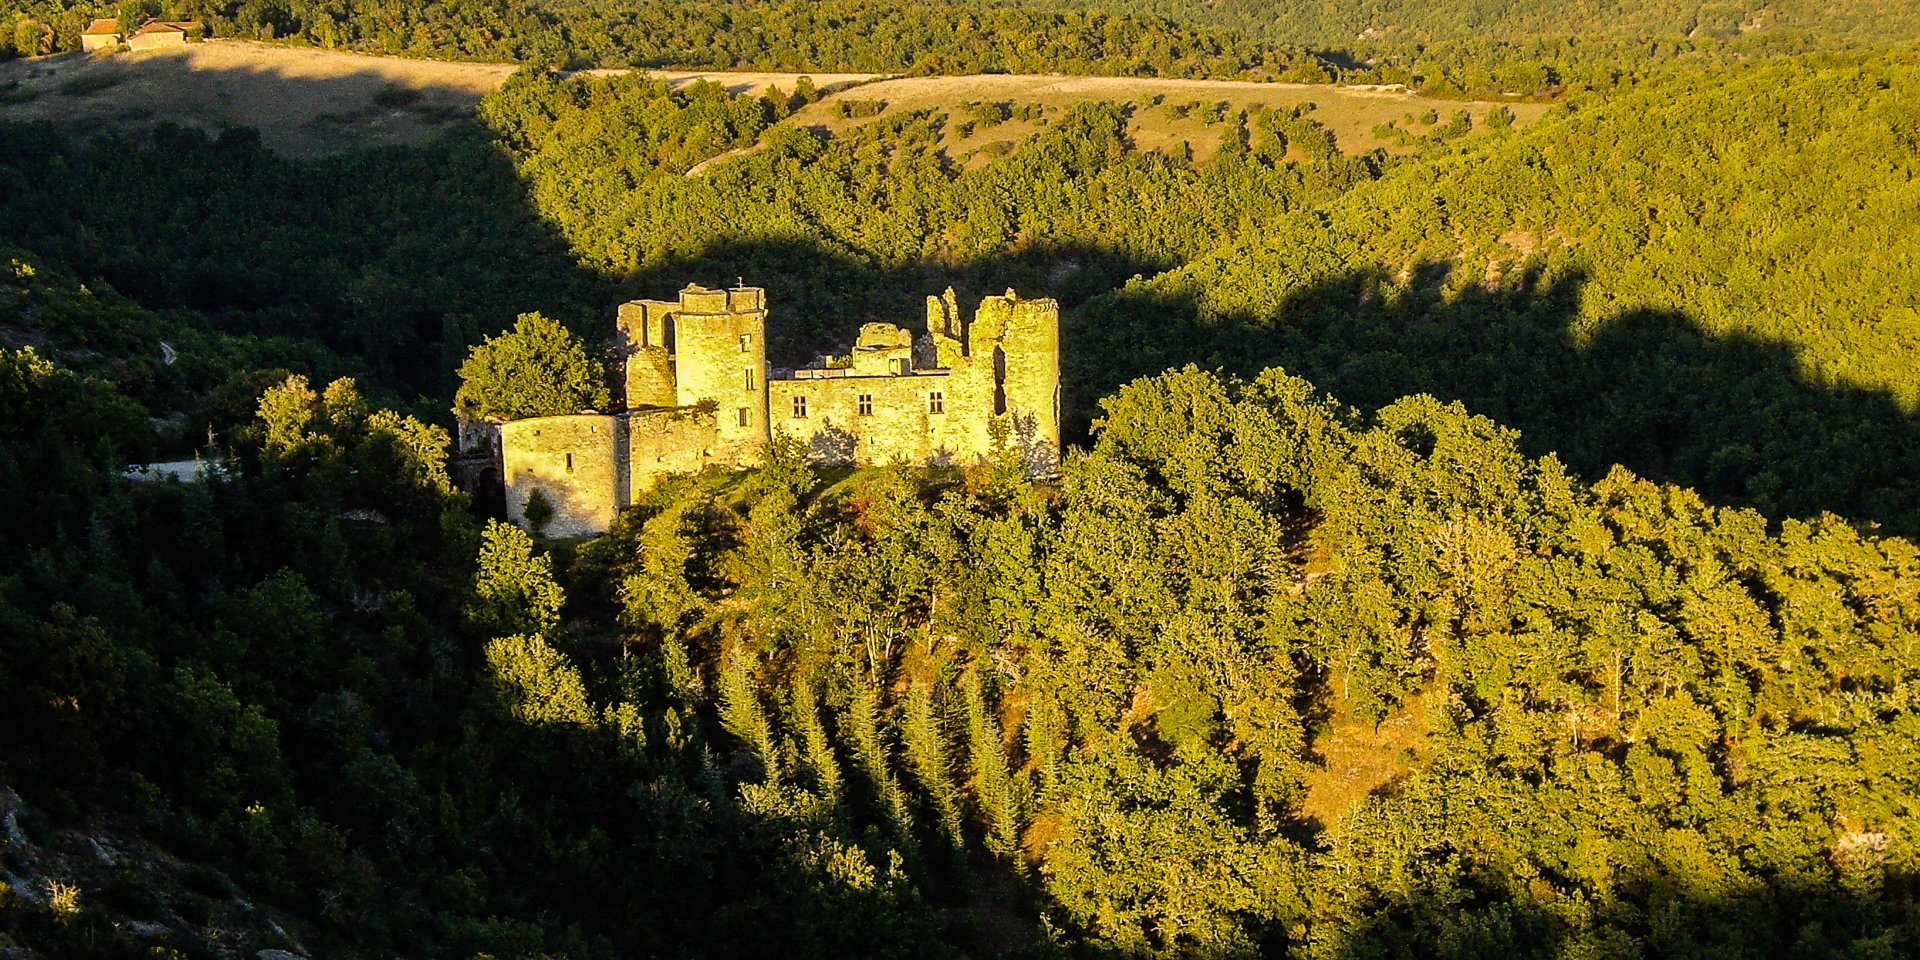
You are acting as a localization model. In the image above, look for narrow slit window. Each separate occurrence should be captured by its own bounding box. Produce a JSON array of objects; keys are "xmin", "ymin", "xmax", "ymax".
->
[
  {"xmin": 793, "ymin": 395, "xmax": 809, "ymax": 418},
  {"xmin": 565, "ymin": 453, "xmax": 574, "ymax": 473},
  {"xmin": 858, "ymin": 394, "xmax": 873, "ymax": 416},
  {"xmin": 928, "ymin": 391, "xmax": 944, "ymax": 415},
  {"xmin": 737, "ymin": 407, "xmax": 750, "ymax": 427},
  {"xmin": 745, "ymin": 367, "xmax": 756, "ymax": 391}
]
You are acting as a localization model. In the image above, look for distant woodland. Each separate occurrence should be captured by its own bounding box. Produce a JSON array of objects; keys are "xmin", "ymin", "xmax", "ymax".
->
[
  {"xmin": 5, "ymin": 3, "xmax": 1920, "ymax": 958},
  {"xmin": 7, "ymin": 0, "xmax": 1889, "ymax": 96}
]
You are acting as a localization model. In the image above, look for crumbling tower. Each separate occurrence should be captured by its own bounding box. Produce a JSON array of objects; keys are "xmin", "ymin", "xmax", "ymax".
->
[{"xmin": 943, "ymin": 289, "xmax": 1060, "ymax": 472}]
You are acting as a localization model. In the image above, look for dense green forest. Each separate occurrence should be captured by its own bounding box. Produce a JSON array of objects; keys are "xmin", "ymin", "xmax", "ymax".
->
[
  {"xmin": 1004, "ymin": 0, "xmax": 1920, "ymax": 46},
  {"xmin": 7, "ymin": 6, "xmax": 1920, "ymax": 957},
  {"xmin": 0, "ymin": 0, "xmax": 1331, "ymax": 78},
  {"xmin": 8, "ymin": 343, "xmax": 1920, "ymax": 956},
  {"xmin": 1074, "ymin": 56, "xmax": 1920, "ymax": 536}
]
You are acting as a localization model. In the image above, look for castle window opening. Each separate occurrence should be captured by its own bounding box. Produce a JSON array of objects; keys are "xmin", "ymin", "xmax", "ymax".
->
[
  {"xmin": 745, "ymin": 368, "xmax": 756, "ymax": 391},
  {"xmin": 858, "ymin": 394, "xmax": 873, "ymax": 416},
  {"xmin": 793, "ymin": 395, "xmax": 809, "ymax": 418},
  {"xmin": 566, "ymin": 453, "xmax": 574, "ymax": 473},
  {"xmin": 740, "ymin": 334, "xmax": 751, "ymax": 352},
  {"xmin": 928, "ymin": 391, "xmax": 945, "ymax": 414},
  {"xmin": 737, "ymin": 407, "xmax": 750, "ymax": 427},
  {"xmin": 993, "ymin": 345, "xmax": 1008, "ymax": 416}
]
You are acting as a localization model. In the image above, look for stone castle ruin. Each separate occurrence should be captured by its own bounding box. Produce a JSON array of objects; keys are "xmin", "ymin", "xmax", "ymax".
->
[{"xmin": 482, "ymin": 284, "xmax": 1060, "ymax": 537}]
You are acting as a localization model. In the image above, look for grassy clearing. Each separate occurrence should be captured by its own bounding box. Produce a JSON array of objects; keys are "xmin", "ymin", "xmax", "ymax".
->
[{"xmin": 789, "ymin": 74, "xmax": 1552, "ymax": 166}]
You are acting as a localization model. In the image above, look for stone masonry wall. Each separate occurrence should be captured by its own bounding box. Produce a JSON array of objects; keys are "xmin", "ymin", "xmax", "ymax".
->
[
  {"xmin": 502, "ymin": 414, "xmax": 621, "ymax": 539},
  {"xmin": 626, "ymin": 408, "xmax": 720, "ymax": 500},
  {"xmin": 969, "ymin": 292, "xmax": 1062, "ymax": 472},
  {"xmin": 770, "ymin": 372, "xmax": 974, "ymax": 465}
]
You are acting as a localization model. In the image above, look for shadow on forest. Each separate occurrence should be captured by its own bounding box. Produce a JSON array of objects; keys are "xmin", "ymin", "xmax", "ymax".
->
[
  {"xmin": 10, "ymin": 59, "xmax": 1918, "ymax": 539},
  {"xmin": 496, "ymin": 684, "xmax": 1919, "ymax": 959},
  {"xmin": 0, "ymin": 62, "xmax": 619, "ymax": 400},
  {"xmin": 1074, "ymin": 262, "xmax": 1920, "ymax": 539},
  {"xmin": 625, "ymin": 234, "xmax": 1175, "ymax": 370}
]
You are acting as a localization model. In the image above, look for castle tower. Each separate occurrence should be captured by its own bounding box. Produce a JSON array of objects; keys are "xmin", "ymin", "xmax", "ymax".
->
[
  {"xmin": 668, "ymin": 283, "xmax": 770, "ymax": 462},
  {"xmin": 970, "ymin": 290, "xmax": 1061, "ymax": 473}
]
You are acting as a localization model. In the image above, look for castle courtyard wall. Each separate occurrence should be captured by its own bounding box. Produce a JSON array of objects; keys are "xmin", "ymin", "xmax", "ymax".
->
[{"xmin": 625, "ymin": 408, "xmax": 721, "ymax": 500}]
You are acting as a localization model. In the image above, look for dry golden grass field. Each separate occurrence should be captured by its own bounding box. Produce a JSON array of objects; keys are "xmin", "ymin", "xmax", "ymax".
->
[
  {"xmin": 0, "ymin": 41, "xmax": 875, "ymax": 156},
  {"xmin": 0, "ymin": 40, "xmax": 1547, "ymax": 160},
  {"xmin": 788, "ymin": 73, "xmax": 1551, "ymax": 168}
]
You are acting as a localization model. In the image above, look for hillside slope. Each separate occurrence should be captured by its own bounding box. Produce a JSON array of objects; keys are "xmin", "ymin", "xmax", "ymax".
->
[
  {"xmin": 1077, "ymin": 56, "xmax": 1920, "ymax": 534},
  {"xmin": 0, "ymin": 41, "xmax": 1534, "ymax": 158},
  {"xmin": 0, "ymin": 41, "xmax": 873, "ymax": 156}
]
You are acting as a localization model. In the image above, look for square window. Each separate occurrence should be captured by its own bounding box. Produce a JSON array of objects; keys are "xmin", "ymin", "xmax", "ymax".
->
[
  {"xmin": 858, "ymin": 394, "xmax": 873, "ymax": 416},
  {"xmin": 928, "ymin": 391, "xmax": 944, "ymax": 415},
  {"xmin": 793, "ymin": 395, "xmax": 809, "ymax": 418}
]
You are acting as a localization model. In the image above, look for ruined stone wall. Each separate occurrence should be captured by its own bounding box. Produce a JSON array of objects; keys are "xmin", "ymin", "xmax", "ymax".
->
[
  {"xmin": 969, "ymin": 292, "xmax": 1062, "ymax": 473},
  {"xmin": 501, "ymin": 414, "xmax": 622, "ymax": 539},
  {"xmin": 771, "ymin": 372, "xmax": 980, "ymax": 466},
  {"xmin": 455, "ymin": 414, "xmax": 502, "ymax": 458},
  {"xmin": 849, "ymin": 323, "xmax": 915, "ymax": 377},
  {"xmin": 616, "ymin": 300, "xmax": 679, "ymax": 408},
  {"xmin": 926, "ymin": 288, "xmax": 965, "ymax": 367}
]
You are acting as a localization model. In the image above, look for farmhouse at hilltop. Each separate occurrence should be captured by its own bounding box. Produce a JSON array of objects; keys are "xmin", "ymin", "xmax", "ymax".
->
[
  {"xmin": 83, "ymin": 18, "xmax": 203, "ymax": 52},
  {"xmin": 469, "ymin": 284, "xmax": 1061, "ymax": 538}
]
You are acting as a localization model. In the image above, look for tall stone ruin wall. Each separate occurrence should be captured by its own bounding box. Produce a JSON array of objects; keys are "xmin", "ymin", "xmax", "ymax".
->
[{"xmin": 972, "ymin": 291, "xmax": 1063, "ymax": 473}]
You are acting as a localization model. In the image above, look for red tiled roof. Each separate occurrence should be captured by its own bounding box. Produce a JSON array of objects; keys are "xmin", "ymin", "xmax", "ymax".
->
[
  {"xmin": 132, "ymin": 20, "xmax": 200, "ymax": 35},
  {"xmin": 83, "ymin": 18, "xmax": 120, "ymax": 35}
]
